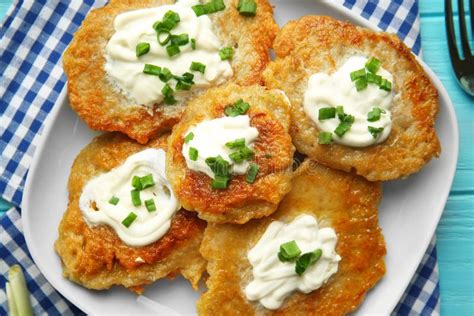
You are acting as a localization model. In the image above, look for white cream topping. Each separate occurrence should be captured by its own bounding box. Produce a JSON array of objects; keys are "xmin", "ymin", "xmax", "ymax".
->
[
  {"xmin": 182, "ymin": 115, "xmax": 259, "ymax": 178},
  {"xmin": 303, "ymin": 55, "xmax": 395, "ymax": 147},
  {"xmin": 105, "ymin": 0, "xmax": 233, "ymax": 106},
  {"xmin": 79, "ymin": 148, "xmax": 180, "ymax": 247},
  {"xmin": 245, "ymin": 215, "xmax": 341, "ymax": 310}
]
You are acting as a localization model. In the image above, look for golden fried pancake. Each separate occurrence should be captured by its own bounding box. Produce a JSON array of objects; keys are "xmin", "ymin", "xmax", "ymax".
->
[
  {"xmin": 54, "ymin": 133, "xmax": 206, "ymax": 293},
  {"xmin": 166, "ymin": 83, "xmax": 295, "ymax": 224},
  {"xmin": 64, "ymin": 0, "xmax": 278, "ymax": 144},
  {"xmin": 197, "ymin": 160, "xmax": 386, "ymax": 315},
  {"xmin": 263, "ymin": 16, "xmax": 440, "ymax": 181}
]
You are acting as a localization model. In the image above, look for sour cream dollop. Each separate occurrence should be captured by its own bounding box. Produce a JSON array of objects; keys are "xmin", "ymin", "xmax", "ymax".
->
[
  {"xmin": 182, "ymin": 115, "xmax": 259, "ymax": 178},
  {"xmin": 245, "ymin": 215, "xmax": 341, "ymax": 310},
  {"xmin": 79, "ymin": 148, "xmax": 180, "ymax": 247},
  {"xmin": 303, "ymin": 56, "xmax": 395, "ymax": 147},
  {"xmin": 105, "ymin": 0, "xmax": 233, "ymax": 106}
]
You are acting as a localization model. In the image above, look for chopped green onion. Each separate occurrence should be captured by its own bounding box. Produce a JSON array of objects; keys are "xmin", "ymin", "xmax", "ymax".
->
[
  {"xmin": 122, "ymin": 212, "xmax": 138, "ymax": 228},
  {"xmin": 190, "ymin": 61, "xmax": 206, "ymax": 74},
  {"xmin": 144, "ymin": 199, "xmax": 157, "ymax": 212},
  {"xmin": 224, "ymin": 99, "xmax": 250, "ymax": 116},
  {"xmin": 318, "ymin": 131, "xmax": 333, "ymax": 145},
  {"xmin": 189, "ymin": 147, "xmax": 199, "ymax": 161},
  {"xmin": 367, "ymin": 72, "xmax": 382, "ymax": 85},
  {"xmin": 368, "ymin": 126, "xmax": 384, "ymax": 138},
  {"xmin": 336, "ymin": 105, "xmax": 345, "ymax": 120},
  {"xmin": 246, "ymin": 163, "xmax": 259, "ymax": 183},
  {"xmin": 170, "ymin": 33, "xmax": 190, "ymax": 46},
  {"xmin": 166, "ymin": 44, "xmax": 181, "ymax": 57},
  {"xmin": 380, "ymin": 78, "xmax": 392, "ymax": 92},
  {"xmin": 229, "ymin": 151, "xmax": 245, "ymax": 163},
  {"xmin": 157, "ymin": 30, "xmax": 171, "ymax": 45},
  {"xmin": 184, "ymin": 132, "xmax": 194, "ymax": 144},
  {"xmin": 132, "ymin": 175, "xmax": 143, "ymax": 190},
  {"xmin": 240, "ymin": 146, "xmax": 254, "ymax": 160},
  {"xmin": 367, "ymin": 107, "xmax": 384, "ymax": 122},
  {"xmin": 162, "ymin": 84, "xmax": 174, "ymax": 99},
  {"xmin": 109, "ymin": 196, "xmax": 120, "ymax": 205},
  {"xmin": 365, "ymin": 57, "xmax": 381, "ymax": 73},
  {"xmin": 140, "ymin": 174, "xmax": 155, "ymax": 189},
  {"xmin": 131, "ymin": 189, "xmax": 141, "ymax": 206},
  {"xmin": 153, "ymin": 10, "xmax": 180, "ymax": 31},
  {"xmin": 164, "ymin": 94, "xmax": 177, "ymax": 105},
  {"xmin": 181, "ymin": 72, "xmax": 195, "ymax": 83},
  {"xmin": 176, "ymin": 80, "xmax": 193, "ymax": 91},
  {"xmin": 278, "ymin": 240, "xmax": 301, "ymax": 262},
  {"xmin": 350, "ymin": 68, "xmax": 366, "ymax": 82},
  {"xmin": 159, "ymin": 67, "xmax": 173, "ymax": 82},
  {"xmin": 143, "ymin": 64, "xmax": 161, "ymax": 76},
  {"xmin": 205, "ymin": 156, "xmax": 230, "ymax": 177},
  {"xmin": 219, "ymin": 47, "xmax": 234, "ymax": 60},
  {"xmin": 136, "ymin": 42, "xmax": 150, "ymax": 57},
  {"xmin": 191, "ymin": 38, "xmax": 196, "ymax": 50},
  {"xmin": 164, "ymin": 10, "xmax": 181, "ymax": 24},
  {"xmin": 334, "ymin": 121, "xmax": 353, "ymax": 137},
  {"xmin": 192, "ymin": 4, "xmax": 207, "ymax": 16},
  {"xmin": 225, "ymin": 138, "xmax": 246, "ymax": 149},
  {"xmin": 7, "ymin": 265, "xmax": 33, "ymax": 316},
  {"xmin": 355, "ymin": 77, "xmax": 368, "ymax": 91},
  {"xmin": 295, "ymin": 249, "xmax": 323, "ymax": 275},
  {"xmin": 318, "ymin": 107, "xmax": 336, "ymax": 120},
  {"xmin": 237, "ymin": 0, "xmax": 257, "ymax": 16},
  {"xmin": 212, "ymin": 175, "xmax": 230, "ymax": 189}
]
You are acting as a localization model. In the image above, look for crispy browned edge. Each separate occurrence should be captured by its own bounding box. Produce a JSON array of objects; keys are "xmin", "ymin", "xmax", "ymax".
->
[
  {"xmin": 197, "ymin": 159, "xmax": 386, "ymax": 315},
  {"xmin": 63, "ymin": 0, "xmax": 278, "ymax": 144},
  {"xmin": 54, "ymin": 132, "xmax": 207, "ymax": 292},
  {"xmin": 166, "ymin": 83, "xmax": 295, "ymax": 224},
  {"xmin": 263, "ymin": 15, "xmax": 441, "ymax": 181}
]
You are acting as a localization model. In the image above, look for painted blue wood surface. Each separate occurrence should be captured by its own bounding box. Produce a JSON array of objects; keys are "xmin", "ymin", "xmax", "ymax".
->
[{"xmin": 0, "ymin": 0, "xmax": 472, "ymax": 314}]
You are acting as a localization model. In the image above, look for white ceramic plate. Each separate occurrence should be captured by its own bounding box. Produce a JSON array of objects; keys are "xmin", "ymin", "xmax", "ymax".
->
[{"xmin": 22, "ymin": 1, "xmax": 458, "ymax": 315}]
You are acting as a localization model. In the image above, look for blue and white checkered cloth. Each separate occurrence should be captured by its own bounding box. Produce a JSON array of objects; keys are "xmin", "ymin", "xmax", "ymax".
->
[{"xmin": 0, "ymin": 0, "xmax": 440, "ymax": 314}]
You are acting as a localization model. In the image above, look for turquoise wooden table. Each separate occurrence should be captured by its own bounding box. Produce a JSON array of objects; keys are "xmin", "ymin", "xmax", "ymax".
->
[{"xmin": 0, "ymin": 1, "xmax": 472, "ymax": 314}]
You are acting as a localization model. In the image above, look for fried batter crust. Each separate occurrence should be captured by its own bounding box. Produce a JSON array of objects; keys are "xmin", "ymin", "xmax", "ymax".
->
[
  {"xmin": 54, "ymin": 133, "xmax": 207, "ymax": 292},
  {"xmin": 166, "ymin": 83, "xmax": 295, "ymax": 224},
  {"xmin": 197, "ymin": 160, "xmax": 386, "ymax": 315},
  {"xmin": 263, "ymin": 16, "xmax": 441, "ymax": 181},
  {"xmin": 64, "ymin": 0, "xmax": 278, "ymax": 144}
]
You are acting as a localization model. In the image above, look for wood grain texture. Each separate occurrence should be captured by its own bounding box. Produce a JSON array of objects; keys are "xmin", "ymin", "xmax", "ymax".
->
[{"xmin": 0, "ymin": 0, "xmax": 472, "ymax": 314}]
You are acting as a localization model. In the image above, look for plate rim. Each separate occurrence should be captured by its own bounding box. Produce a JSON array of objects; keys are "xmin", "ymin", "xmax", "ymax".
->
[{"xmin": 21, "ymin": 1, "xmax": 459, "ymax": 314}]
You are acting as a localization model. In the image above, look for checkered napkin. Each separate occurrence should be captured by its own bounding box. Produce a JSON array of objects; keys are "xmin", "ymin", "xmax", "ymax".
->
[{"xmin": 0, "ymin": 0, "xmax": 440, "ymax": 314}]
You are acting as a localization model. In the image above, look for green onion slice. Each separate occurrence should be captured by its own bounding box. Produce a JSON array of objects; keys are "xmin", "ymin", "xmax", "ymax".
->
[
  {"xmin": 109, "ymin": 196, "xmax": 120, "ymax": 205},
  {"xmin": 189, "ymin": 147, "xmax": 199, "ymax": 161},
  {"xmin": 143, "ymin": 64, "xmax": 161, "ymax": 76},
  {"xmin": 157, "ymin": 30, "xmax": 171, "ymax": 45},
  {"xmin": 136, "ymin": 42, "xmax": 150, "ymax": 57},
  {"xmin": 318, "ymin": 107, "xmax": 336, "ymax": 120},
  {"xmin": 350, "ymin": 68, "xmax": 366, "ymax": 82},
  {"xmin": 158, "ymin": 67, "xmax": 172, "ymax": 82},
  {"xmin": 190, "ymin": 61, "xmax": 206, "ymax": 74},
  {"xmin": 225, "ymin": 138, "xmax": 246, "ymax": 149},
  {"xmin": 131, "ymin": 189, "xmax": 141, "ymax": 206},
  {"xmin": 368, "ymin": 126, "xmax": 384, "ymax": 138},
  {"xmin": 144, "ymin": 199, "xmax": 157, "ymax": 212},
  {"xmin": 237, "ymin": 0, "xmax": 257, "ymax": 16},
  {"xmin": 166, "ymin": 44, "xmax": 181, "ymax": 57},
  {"xmin": 367, "ymin": 72, "xmax": 382, "ymax": 85},
  {"xmin": 295, "ymin": 249, "xmax": 323, "ymax": 275},
  {"xmin": 278, "ymin": 240, "xmax": 301, "ymax": 262},
  {"xmin": 367, "ymin": 107, "xmax": 384, "ymax": 122},
  {"xmin": 355, "ymin": 76, "xmax": 368, "ymax": 91},
  {"xmin": 192, "ymin": 0, "xmax": 226, "ymax": 16},
  {"xmin": 334, "ymin": 120, "xmax": 353, "ymax": 138},
  {"xmin": 191, "ymin": 38, "xmax": 196, "ymax": 50},
  {"xmin": 211, "ymin": 175, "xmax": 230, "ymax": 189},
  {"xmin": 164, "ymin": 94, "xmax": 177, "ymax": 105},
  {"xmin": 122, "ymin": 212, "xmax": 138, "ymax": 228},
  {"xmin": 380, "ymin": 78, "xmax": 392, "ymax": 92},
  {"xmin": 246, "ymin": 163, "xmax": 259, "ymax": 183},
  {"xmin": 140, "ymin": 174, "xmax": 155, "ymax": 189},
  {"xmin": 219, "ymin": 47, "xmax": 234, "ymax": 61},
  {"xmin": 170, "ymin": 33, "xmax": 190, "ymax": 46},
  {"xmin": 162, "ymin": 83, "xmax": 173, "ymax": 97},
  {"xmin": 365, "ymin": 57, "xmax": 381, "ymax": 73},
  {"xmin": 176, "ymin": 80, "xmax": 193, "ymax": 91},
  {"xmin": 318, "ymin": 131, "xmax": 333, "ymax": 144},
  {"xmin": 224, "ymin": 99, "xmax": 250, "ymax": 117},
  {"xmin": 7, "ymin": 265, "xmax": 33, "ymax": 316},
  {"xmin": 184, "ymin": 132, "xmax": 194, "ymax": 144},
  {"xmin": 205, "ymin": 156, "xmax": 230, "ymax": 177},
  {"xmin": 132, "ymin": 175, "xmax": 143, "ymax": 190}
]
